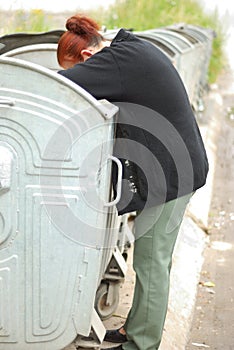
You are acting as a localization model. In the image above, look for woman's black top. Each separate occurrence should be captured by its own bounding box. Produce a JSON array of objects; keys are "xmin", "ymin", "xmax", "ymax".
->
[{"xmin": 58, "ymin": 29, "xmax": 209, "ymax": 215}]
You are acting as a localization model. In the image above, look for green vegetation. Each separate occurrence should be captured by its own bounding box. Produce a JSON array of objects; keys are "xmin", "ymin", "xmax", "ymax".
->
[
  {"xmin": 0, "ymin": 0, "xmax": 226, "ymax": 83},
  {"xmin": 97, "ymin": 0, "xmax": 216, "ymax": 30},
  {"xmin": 92, "ymin": 0, "xmax": 226, "ymax": 83},
  {"xmin": 1, "ymin": 9, "xmax": 51, "ymax": 33},
  {"xmin": 16, "ymin": 9, "xmax": 50, "ymax": 32}
]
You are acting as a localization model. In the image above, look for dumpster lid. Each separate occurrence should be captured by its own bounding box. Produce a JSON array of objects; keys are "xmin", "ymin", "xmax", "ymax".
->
[{"xmin": 0, "ymin": 30, "xmax": 64, "ymax": 55}]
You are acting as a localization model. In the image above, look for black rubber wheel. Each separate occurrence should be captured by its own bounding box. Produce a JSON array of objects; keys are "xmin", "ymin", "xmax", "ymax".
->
[{"xmin": 95, "ymin": 282, "xmax": 120, "ymax": 320}]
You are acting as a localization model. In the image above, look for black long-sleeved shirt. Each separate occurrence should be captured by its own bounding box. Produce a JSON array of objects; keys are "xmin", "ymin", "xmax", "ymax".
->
[{"xmin": 58, "ymin": 29, "xmax": 209, "ymax": 214}]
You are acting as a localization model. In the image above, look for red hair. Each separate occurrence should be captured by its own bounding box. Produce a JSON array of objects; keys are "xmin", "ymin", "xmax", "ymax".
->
[{"xmin": 57, "ymin": 14, "xmax": 103, "ymax": 65}]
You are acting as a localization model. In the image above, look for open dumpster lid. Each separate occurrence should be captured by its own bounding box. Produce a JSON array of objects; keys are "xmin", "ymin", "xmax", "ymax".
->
[{"xmin": 0, "ymin": 30, "xmax": 64, "ymax": 55}]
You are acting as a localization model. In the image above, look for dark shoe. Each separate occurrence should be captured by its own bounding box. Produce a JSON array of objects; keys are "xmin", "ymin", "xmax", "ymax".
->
[
  {"xmin": 101, "ymin": 346, "xmax": 123, "ymax": 350},
  {"xmin": 104, "ymin": 328, "xmax": 127, "ymax": 343}
]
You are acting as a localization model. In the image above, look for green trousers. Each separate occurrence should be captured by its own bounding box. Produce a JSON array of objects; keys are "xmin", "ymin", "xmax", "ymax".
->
[{"xmin": 123, "ymin": 194, "xmax": 192, "ymax": 350}]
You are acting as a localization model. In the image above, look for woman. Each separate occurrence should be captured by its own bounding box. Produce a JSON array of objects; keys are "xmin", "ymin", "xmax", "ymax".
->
[{"xmin": 57, "ymin": 14, "xmax": 208, "ymax": 350}]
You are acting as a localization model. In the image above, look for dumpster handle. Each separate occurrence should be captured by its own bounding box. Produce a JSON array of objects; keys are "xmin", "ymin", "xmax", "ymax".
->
[
  {"xmin": 0, "ymin": 98, "xmax": 15, "ymax": 106},
  {"xmin": 104, "ymin": 156, "xmax": 122, "ymax": 207}
]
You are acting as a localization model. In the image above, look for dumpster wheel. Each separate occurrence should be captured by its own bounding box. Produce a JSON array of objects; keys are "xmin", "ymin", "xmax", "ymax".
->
[{"xmin": 95, "ymin": 282, "xmax": 120, "ymax": 320}]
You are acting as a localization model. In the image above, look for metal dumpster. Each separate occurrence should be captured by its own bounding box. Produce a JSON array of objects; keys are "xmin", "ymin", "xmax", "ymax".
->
[
  {"xmin": 1, "ymin": 43, "xmax": 62, "ymax": 71},
  {"xmin": 0, "ymin": 31, "xmax": 132, "ymax": 324},
  {"xmin": 0, "ymin": 31, "xmax": 64, "ymax": 71},
  {"xmin": 141, "ymin": 29, "xmax": 201, "ymax": 104},
  {"xmin": 0, "ymin": 56, "xmax": 124, "ymax": 350},
  {"xmin": 168, "ymin": 24, "xmax": 214, "ymax": 102},
  {"xmin": 0, "ymin": 30, "xmax": 64, "ymax": 54},
  {"xmin": 0, "ymin": 31, "xmax": 65, "ymax": 71},
  {"xmin": 162, "ymin": 24, "xmax": 214, "ymax": 113}
]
